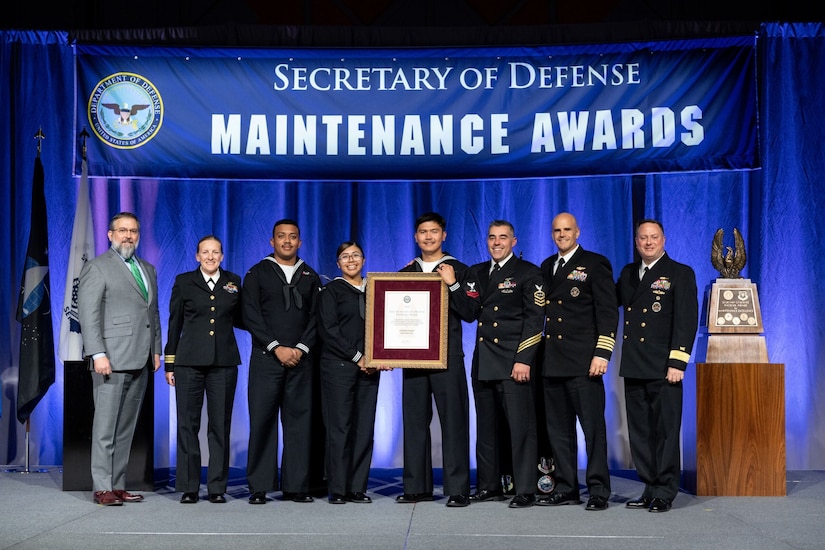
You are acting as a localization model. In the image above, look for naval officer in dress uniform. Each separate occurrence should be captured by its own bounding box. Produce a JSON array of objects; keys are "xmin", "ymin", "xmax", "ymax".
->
[
  {"xmin": 468, "ymin": 220, "xmax": 545, "ymax": 509},
  {"xmin": 617, "ymin": 219, "xmax": 698, "ymax": 513},
  {"xmin": 164, "ymin": 235, "xmax": 244, "ymax": 504},
  {"xmin": 537, "ymin": 213, "xmax": 617, "ymax": 511}
]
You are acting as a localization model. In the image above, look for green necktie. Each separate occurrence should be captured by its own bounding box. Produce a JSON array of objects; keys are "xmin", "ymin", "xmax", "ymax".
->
[{"xmin": 127, "ymin": 257, "xmax": 148, "ymax": 301}]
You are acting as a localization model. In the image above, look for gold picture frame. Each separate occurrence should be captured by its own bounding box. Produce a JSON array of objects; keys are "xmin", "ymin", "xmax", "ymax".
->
[{"xmin": 364, "ymin": 272, "xmax": 448, "ymax": 369}]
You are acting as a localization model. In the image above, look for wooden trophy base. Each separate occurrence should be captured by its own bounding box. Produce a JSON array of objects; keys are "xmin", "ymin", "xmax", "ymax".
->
[
  {"xmin": 685, "ymin": 278, "xmax": 785, "ymax": 496},
  {"xmin": 705, "ymin": 334, "xmax": 768, "ymax": 363},
  {"xmin": 684, "ymin": 362, "xmax": 786, "ymax": 496}
]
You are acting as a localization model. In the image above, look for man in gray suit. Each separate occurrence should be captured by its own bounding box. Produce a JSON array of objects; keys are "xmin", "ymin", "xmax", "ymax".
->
[{"xmin": 78, "ymin": 212, "xmax": 162, "ymax": 506}]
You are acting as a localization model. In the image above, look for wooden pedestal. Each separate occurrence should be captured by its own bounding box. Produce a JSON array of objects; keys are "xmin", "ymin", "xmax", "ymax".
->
[{"xmin": 683, "ymin": 362, "xmax": 785, "ymax": 496}]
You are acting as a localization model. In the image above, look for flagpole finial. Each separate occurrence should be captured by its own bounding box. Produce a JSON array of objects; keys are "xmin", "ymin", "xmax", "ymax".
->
[
  {"xmin": 79, "ymin": 127, "xmax": 90, "ymax": 161},
  {"xmin": 34, "ymin": 127, "xmax": 45, "ymax": 157}
]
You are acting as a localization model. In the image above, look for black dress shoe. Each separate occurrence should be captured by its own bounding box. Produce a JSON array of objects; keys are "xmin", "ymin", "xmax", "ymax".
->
[
  {"xmin": 468, "ymin": 489, "xmax": 506, "ymax": 502},
  {"xmin": 625, "ymin": 496, "xmax": 653, "ymax": 509},
  {"xmin": 345, "ymin": 492, "xmax": 372, "ymax": 503},
  {"xmin": 508, "ymin": 494, "xmax": 536, "ymax": 508},
  {"xmin": 328, "ymin": 493, "xmax": 346, "ymax": 504},
  {"xmin": 585, "ymin": 495, "xmax": 608, "ymax": 510},
  {"xmin": 446, "ymin": 494, "xmax": 469, "ymax": 507},
  {"xmin": 180, "ymin": 492, "xmax": 198, "ymax": 504},
  {"xmin": 395, "ymin": 493, "xmax": 434, "ymax": 503},
  {"xmin": 208, "ymin": 493, "xmax": 226, "ymax": 504},
  {"xmin": 535, "ymin": 492, "xmax": 582, "ymax": 506},
  {"xmin": 248, "ymin": 491, "xmax": 267, "ymax": 505},
  {"xmin": 648, "ymin": 498, "xmax": 672, "ymax": 513},
  {"xmin": 290, "ymin": 493, "xmax": 314, "ymax": 503}
]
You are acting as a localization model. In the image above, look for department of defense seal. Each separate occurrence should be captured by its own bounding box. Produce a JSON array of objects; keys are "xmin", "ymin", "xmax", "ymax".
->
[{"xmin": 88, "ymin": 72, "xmax": 163, "ymax": 149}]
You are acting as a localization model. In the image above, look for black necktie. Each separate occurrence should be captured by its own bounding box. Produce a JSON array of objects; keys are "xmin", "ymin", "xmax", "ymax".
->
[
  {"xmin": 641, "ymin": 266, "xmax": 649, "ymax": 281},
  {"xmin": 207, "ymin": 278, "xmax": 215, "ymax": 291},
  {"xmin": 554, "ymin": 257, "xmax": 566, "ymax": 279}
]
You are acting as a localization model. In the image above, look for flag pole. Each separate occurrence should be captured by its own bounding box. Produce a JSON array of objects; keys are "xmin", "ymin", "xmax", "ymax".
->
[
  {"xmin": 7, "ymin": 127, "xmax": 51, "ymax": 474},
  {"xmin": 80, "ymin": 127, "xmax": 89, "ymax": 160}
]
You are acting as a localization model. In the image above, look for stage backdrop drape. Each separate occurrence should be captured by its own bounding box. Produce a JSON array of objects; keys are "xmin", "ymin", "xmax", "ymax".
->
[{"xmin": 1, "ymin": 23, "xmax": 824, "ymax": 474}]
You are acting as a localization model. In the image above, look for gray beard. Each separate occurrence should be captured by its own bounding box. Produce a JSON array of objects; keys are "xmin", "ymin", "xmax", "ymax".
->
[{"xmin": 114, "ymin": 242, "xmax": 136, "ymax": 259}]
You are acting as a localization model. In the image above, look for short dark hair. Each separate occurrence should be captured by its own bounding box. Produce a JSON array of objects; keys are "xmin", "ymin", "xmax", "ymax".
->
[
  {"xmin": 109, "ymin": 211, "xmax": 140, "ymax": 231},
  {"xmin": 635, "ymin": 219, "xmax": 664, "ymax": 235},
  {"xmin": 414, "ymin": 212, "xmax": 446, "ymax": 231},
  {"xmin": 272, "ymin": 218, "xmax": 300, "ymax": 237},
  {"xmin": 488, "ymin": 219, "xmax": 515, "ymax": 234},
  {"xmin": 197, "ymin": 234, "xmax": 223, "ymax": 253},
  {"xmin": 335, "ymin": 241, "xmax": 364, "ymax": 258}
]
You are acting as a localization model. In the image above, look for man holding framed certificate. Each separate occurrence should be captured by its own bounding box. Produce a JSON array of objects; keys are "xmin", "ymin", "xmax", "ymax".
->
[{"xmin": 394, "ymin": 212, "xmax": 479, "ymax": 508}]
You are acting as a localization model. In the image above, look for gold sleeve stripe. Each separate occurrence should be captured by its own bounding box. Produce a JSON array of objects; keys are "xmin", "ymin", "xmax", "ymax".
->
[
  {"xmin": 164, "ymin": 355, "xmax": 175, "ymax": 363},
  {"xmin": 517, "ymin": 333, "xmax": 543, "ymax": 353},
  {"xmin": 596, "ymin": 336, "xmax": 616, "ymax": 351},
  {"xmin": 669, "ymin": 350, "xmax": 691, "ymax": 363}
]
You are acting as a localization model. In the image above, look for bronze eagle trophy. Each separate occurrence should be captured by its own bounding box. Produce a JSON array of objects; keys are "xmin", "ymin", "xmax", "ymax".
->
[{"xmin": 711, "ymin": 228, "xmax": 747, "ymax": 278}]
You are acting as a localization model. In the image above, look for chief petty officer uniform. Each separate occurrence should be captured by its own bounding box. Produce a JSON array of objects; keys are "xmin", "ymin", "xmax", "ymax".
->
[
  {"xmin": 540, "ymin": 245, "xmax": 617, "ymax": 503},
  {"xmin": 242, "ymin": 255, "xmax": 321, "ymax": 498},
  {"xmin": 617, "ymin": 252, "xmax": 697, "ymax": 505},
  {"xmin": 164, "ymin": 268, "xmax": 244, "ymax": 498},
  {"xmin": 397, "ymin": 255, "xmax": 478, "ymax": 502},
  {"xmin": 470, "ymin": 254, "xmax": 545, "ymax": 500}
]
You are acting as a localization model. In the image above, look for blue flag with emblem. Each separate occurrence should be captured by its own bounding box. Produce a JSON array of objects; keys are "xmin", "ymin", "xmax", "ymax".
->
[{"xmin": 16, "ymin": 155, "xmax": 56, "ymax": 424}]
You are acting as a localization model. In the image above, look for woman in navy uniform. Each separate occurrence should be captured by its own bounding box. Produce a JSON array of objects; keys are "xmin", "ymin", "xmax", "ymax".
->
[
  {"xmin": 317, "ymin": 241, "xmax": 380, "ymax": 504},
  {"xmin": 164, "ymin": 235, "xmax": 244, "ymax": 504}
]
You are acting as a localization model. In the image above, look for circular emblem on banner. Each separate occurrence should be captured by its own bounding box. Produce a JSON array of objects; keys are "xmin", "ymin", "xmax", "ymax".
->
[{"xmin": 88, "ymin": 72, "xmax": 164, "ymax": 149}]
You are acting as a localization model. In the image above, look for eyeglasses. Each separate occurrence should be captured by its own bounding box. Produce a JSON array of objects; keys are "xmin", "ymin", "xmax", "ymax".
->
[
  {"xmin": 113, "ymin": 228, "xmax": 139, "ymax": 235},
  {"xmin": 338, "ymin": 253, "xmax": 363, "ymax": 262}
]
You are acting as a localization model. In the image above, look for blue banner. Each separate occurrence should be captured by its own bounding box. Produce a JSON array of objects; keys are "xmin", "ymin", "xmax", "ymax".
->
[{"xmin": 76, "ymin": 38, "xmax": 757, "ymax": 180}]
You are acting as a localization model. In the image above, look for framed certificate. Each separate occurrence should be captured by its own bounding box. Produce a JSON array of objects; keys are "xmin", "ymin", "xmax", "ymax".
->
[{"xmin": 365, "ymin": 272, "xmax": 448, "ymax": 369}]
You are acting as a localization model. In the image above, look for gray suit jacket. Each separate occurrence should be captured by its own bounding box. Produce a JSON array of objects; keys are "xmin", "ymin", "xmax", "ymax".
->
[{"xmin": 78, "ymin": 248, "xmax": 162, "ymax": 370}]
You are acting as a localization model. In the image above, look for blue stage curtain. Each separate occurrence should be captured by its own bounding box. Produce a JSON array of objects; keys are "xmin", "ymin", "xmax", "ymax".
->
[{"xmin": 2, "ymin": 25, "xmax": 825, "ymax": 472}]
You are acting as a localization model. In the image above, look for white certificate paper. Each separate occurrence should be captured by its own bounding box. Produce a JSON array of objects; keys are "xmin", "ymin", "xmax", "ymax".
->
[{"xmin": 383, "ymin": 290, "xmax": 430, "ymax": 349}]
